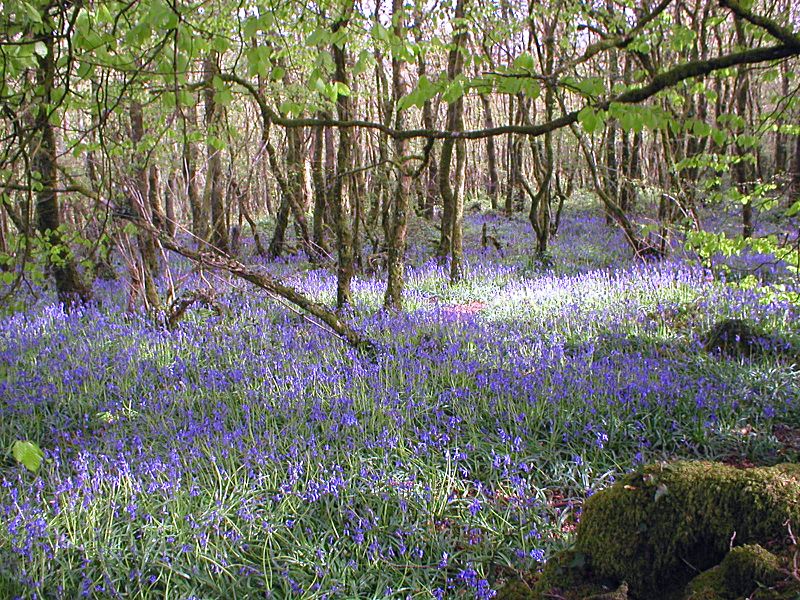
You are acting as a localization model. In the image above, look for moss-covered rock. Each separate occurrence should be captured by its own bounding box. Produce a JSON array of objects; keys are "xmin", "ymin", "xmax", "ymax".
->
[
  {"xmin": 685, "ymin": 565, "xmax": 726, "ymax": 600},
  {"xmin": 719, "ymin": 544, "xmax": 782, "ymax": 596},
  {"xmin": 526, "ymin": 549, "xmax": 625, "ymax": 599},
  {"xmin": 685, "ymin": 544, "xmax": 782, "ymax": 599},
  {"xmin": 574, "ymin": 461, "xmax": 800, "ymax": 598},
  {"xmin": 703, "ymin": 318, "xmax": 763, "ymax": 356}
]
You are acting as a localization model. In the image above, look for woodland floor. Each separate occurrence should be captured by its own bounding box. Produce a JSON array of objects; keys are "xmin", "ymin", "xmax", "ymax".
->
[{"xmin": 1, "ymin": 197, "xmax": 799, "ymax": 599}]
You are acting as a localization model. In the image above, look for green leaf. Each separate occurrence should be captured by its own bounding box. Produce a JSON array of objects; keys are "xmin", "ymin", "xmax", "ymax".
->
[
  {"xmin": 211, "ymin": 36, "xmax": 230, "ymax": 54},
  {"xmin": 442, "ymin": 78, "xmax": 465, "ymax": 104},
  {"xmin": 208, "ymin": 135, "xmax": 226, "ymax": 150},
  {"xmin": 570, "ymin": 76, "xmax": 606, "ymax": 97},
  {"xmin": 12, "ymin": 440, "xmax": 44, "ymax": 473},
  {"xmin": 736, "ymin": 134, "xmax": 758, "ymax": 149},
  {"xmin": 270, "ymin": 66, "xmax": 284, "ymax": 82},
  {"xmin": 520, "ymin": 79, "xmax": 540, "ymax": 100},
  {"xmin": 279, "ymin": 101, "xmax": 303, "ymax": 117},
  {"xmin": 711, "ymin": 128, "xmax": 727, "ymax": 146},
  {"xmin": 513, "ymin": 53, "xmax": 535, "ymax": 71},
  {"xmin": 371, "ymin": 23, "xmax": 390, "ymax": 43},
  {"xmin": 243, "ymin": 17, "xmax": 260, "ymax": 39},
  {"xmin": 578, "ymin": 106, "xmax": 604, "ymax": 133},
  {"xmin": 19, "ymin": 1, "xmax": 43, "ymax": 24},
  {"xmin": 691, "ymin": 120, "xmax": 711, "ymax": 137},
  {"xmin": 33, "ymin": 41, "xmax": 47, "ymax": 58},
  {"xmin": 306, "ymin": 28, "xmax": 330, "ymax": 46},
  {"xmin": 785, "ymin": 199, "xmax": 800, "ymax": 217}
]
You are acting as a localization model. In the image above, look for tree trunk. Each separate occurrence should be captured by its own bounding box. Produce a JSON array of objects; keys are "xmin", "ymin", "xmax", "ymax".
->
[
  {"xmin": 311, "ymin": 116, "xmax": 329, "ymax": 259},
  {"xmin": 183, "ymin": 104, "xmax": 207, "ymax": 243},
  {"xmin": 165, "ymin": 171, "xmax": 178, "ymax": 237},
  {"xmin": 733, "ymin": 19, "xmax": 754, "ymax": 239},
  {"xmin": 414, "ymin": 19, "xmax": 438, "ymax": 219},
  {"xmin": 505, "ymin": 95, "xmax": 517, "ymax": 215},
  {"xmin": 130, "ymin": 99, "xmax": 161, "ymax": 310},
  {"xmin": 32, "ymin": 26, "xmax": 90, "ymax": 306},
  {"xmin": 384, "ymin": 0, "xmax": 412, "ymax": 309},
  {"xmin": 203, "ymin": 53, "xmax": 229, "ymax": 253},
  {"xmin": 481, "ymin": 94, "xmax": 500, "ymax": 210},
  {"xmin": 331, "ymin": 2, "xmax": 356, "ymax": 308},
  {"xmin": 438, "ymin": 0, "xmax": 467, "ymax": 283}
]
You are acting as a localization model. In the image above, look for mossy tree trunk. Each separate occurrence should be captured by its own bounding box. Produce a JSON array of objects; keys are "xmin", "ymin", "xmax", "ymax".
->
[
  {"xmin": 129, "ymin": 99, "xmax": 161, "ymax": 311},
  {"xmin": 331, "ymin": 0, "xmax": 356, "ymax": 308},
  {"xmin": 384, "ymin": 0, "xmax": 412, "ymax": 309},
  {"xmin": 203, "ymin": 52, "xmax": 229, "ymax": 254},
  {"xmin": 32, "ymin": 19, "xmax": 90, "ymax": 306},
  {"xmin": 438, "ymin": 0, "xmax": 466, "ymax": 282}
]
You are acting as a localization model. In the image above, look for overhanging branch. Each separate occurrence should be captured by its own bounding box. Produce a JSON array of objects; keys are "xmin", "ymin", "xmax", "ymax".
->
[{"xmin": 221, "ymin": 43, "xmax": 799, "ymax": 141}]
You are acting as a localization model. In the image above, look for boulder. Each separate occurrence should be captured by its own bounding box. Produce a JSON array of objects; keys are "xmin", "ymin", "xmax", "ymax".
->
[{"xmin": 533, "ymin": 461, "xmax": 800, "ymax": 599}]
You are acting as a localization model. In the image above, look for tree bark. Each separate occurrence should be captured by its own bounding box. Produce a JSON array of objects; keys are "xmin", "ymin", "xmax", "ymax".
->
[
  {"xmin": 480, "ymin": 94, "xmax": 500, "ymax": 210},
  {"xmin": 203, "ymin": 53, "xmax": 229, "ymax": 253},
  {"xmin": 733, "ymin": 19, "xmax": 754, "ymax": 238},
  {"xmin": 384, "ymin": 0, "xmax": 413, "ymax": 308},
  {"xmin": 183, "ymin": 104, "xmax": 207, "ymax": 243},
  {"xmin": 331, "ymin": 1, "xmax": 356, "ymax": 308},
  {"xmin": 32, "ymin": 25, "xmax": 90, "ymax": 306},
  {"xmin": 129, "ymin": 99, "xmax": 161, "ymax": 310}
]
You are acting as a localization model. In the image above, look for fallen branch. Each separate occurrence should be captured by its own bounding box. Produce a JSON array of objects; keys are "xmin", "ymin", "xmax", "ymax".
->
[
  {"xmin": 165, "ymin": 289, "xmax": 226, "ymax": 330},
  {"xmin": 157, "ymin": 235, "xmax": 375, "ymax": 353}
]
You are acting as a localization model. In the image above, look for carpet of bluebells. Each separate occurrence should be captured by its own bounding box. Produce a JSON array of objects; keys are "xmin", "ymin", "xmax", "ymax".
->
[{"xmin": 1, "ymin": 203, "xmax": 799, "ymax": 599}]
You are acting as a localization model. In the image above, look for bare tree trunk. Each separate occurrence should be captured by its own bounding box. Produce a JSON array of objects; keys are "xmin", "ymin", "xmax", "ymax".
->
[
  {"xmin": 130, "ymin": 99, "xmax": 161, "ymax": 310},
  {"xmin": 604, "ymin": 41, "xmax": 620, "ymax": 224},
  {"xmin": 183, "ymin": 104, "xmax": 207, "ymax": 243},
  {"xmin": 165, "ymin": 171, "xmax": 178, "ymax": 237},
  {"xmin": 384, "ymin": 0, "xmax": 412, "ymax": 308},
  {"xmin": 285, "ymin": 125, "xmax": 314, "ymax": 258},
  {"xmin": 203, "ymin": 53, "xmax": 229, "ymax": 253},
  {"xmin": 480, "ymin": 94, "xmax": 500, "ymax": 210},
  {"xmin": 269, "ymin": 196, "xmax": 291, "ymax": 258},
  {"xmin": 312, "ymin": 116, "xmax": 329, "ymax": 259},
  {"xmin": 414, "ymin": 16, "xmax": 438, "ymax": 219},
  {"xmin": 775, "ymin": 62, "xmax": 789, "ymax": 174},
  {"xmin": 148, "ymin": 165, "xmax": 165, "ymax": 232},
  {"xmin": 438, "ymin": 0, "xmax": 467, "ymax": 282},
  {"xmin": 505, "ymin": 95, "xmax": 517, "ymax": 215},
  {"xmin": 733, "ymin": 19, "xmax": 754, "ymax": 238},
  {"xmin": 792, "ymin": 133, "xmax": 800, "ymax": 195}
]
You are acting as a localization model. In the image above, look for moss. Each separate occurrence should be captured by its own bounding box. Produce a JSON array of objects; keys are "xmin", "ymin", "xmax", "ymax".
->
[
  {"xmin": 685, "ymin": 565, "xmax": 727, "ymax": 599},
  {"xmin": 703, "ymin": 318, "xmax": 762, "ymax": 356},
  {"xmin": 686, "ymin": 545, "xmax": 790, "ymax": 600},
  {"xmin": 720, "ymin": 544, "xmax": 782, "ymax": 596},
  {"xmin": 494, "ymin": 578, "xmax": 535, "ymax": 600},
  {"xmin": 575, "ymin": 461, "xmax": 800, "ymax": 598},
  {"xmin": 531, "ymin": 549, "xmax": 588, "ymax": 596},
  {"xmin": 527, "ymin": 549, "xmax": 617, "ymax": 600}
]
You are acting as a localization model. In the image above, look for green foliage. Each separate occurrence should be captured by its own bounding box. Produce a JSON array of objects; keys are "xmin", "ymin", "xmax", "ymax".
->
[
  {"xmin": 578, "ymin": 106, "xmax": 605, "ymax": 133},
  {"xmin": 685, "ymin": 230, "xmax": 799, "ymax": 273},
  {"xmin": 11, "ymin": 440, "xmax": 44, "ymax": 473}
]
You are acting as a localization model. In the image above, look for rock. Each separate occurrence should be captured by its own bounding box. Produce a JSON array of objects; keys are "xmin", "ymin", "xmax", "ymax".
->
[
  {"xmin": 702, "ymin": 318, "xmax": 763, "ymax": 356},
  {"xmin": 686, "ymin": 544, "xmax": 782, "ymax": 599},
  {"xmin": 559, "ymin": 461, "xmax": 800, "ymax": 598}
]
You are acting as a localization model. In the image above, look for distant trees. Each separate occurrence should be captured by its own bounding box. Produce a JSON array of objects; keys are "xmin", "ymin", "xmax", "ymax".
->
[{"xmin": 0, "ymin": 0, "xmax": 798, "ymax": 320}]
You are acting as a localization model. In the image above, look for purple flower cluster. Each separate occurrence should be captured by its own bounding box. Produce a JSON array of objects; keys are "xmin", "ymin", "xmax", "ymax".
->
[{"xmin": 1, "ymin": 210, "xmax": 798, "ymax": 598}]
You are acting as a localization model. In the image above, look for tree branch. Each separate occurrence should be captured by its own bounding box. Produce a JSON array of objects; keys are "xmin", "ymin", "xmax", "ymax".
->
[
  {"xmin": 720, "ymin": 0, "xmax": 800, "ymax": 50},
  {"xmin": 220, "ymin": 44, "xmax": 799, "ymax": 141}
]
